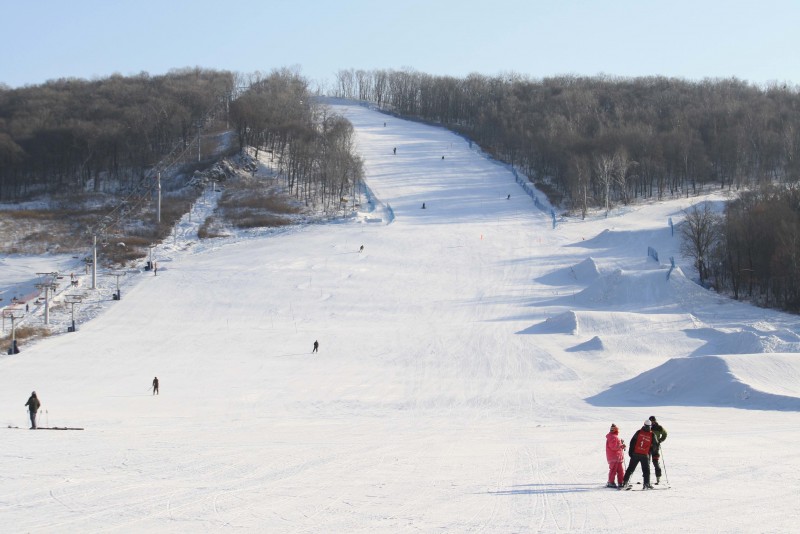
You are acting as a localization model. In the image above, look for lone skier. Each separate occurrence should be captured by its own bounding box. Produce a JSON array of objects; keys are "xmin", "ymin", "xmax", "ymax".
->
[
  {"xmin": 621, "ymin": 419, "xmax": 659, "ymax": 490},
  {"xmin": 152, "ymin": 377, "xmax": 159, "ymax": 395},
  {"xmin": 605, "ymin": 423, "xmax": 626, "ymax": 488},
  {"xmin": 649, "ymin": 415, "xmax": 668, "ymax": 484},
  {"xmin": 312, "ymin": 340, "xmax": 319, "ymax": 353},
  {"xmin": 25, "ymin": 391, "xmax": 40, "ymax": 429}
]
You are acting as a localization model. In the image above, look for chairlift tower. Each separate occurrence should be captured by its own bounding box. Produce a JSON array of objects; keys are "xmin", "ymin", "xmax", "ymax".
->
[
  {"xmin": 196, "ymin": 119, "xmax": 203, "ymax": 162},
  {"xmin": 2, "ymin": 309, "xmax": 24, "ymax": 353},
  {"xmin": 104, "ymin": 270, "xmax": 126, "ymax": 300},
  {"xmin": 147, "ymin": 244, "xmax": 157, "ymax": 271},
  {"xmin": 156, "ymin": 172, "xmax": 162, "ymax": 224},
  {"xmin": 91, "ymin": 236, "xmax": 98, "ymax": 289},
  {"xmin": 64, "ymin": 294, "xmax": 82, "ymax": 332},
  {"xmin": 34, "ymin": 272, "xmax": 59, "ymax": 325}
]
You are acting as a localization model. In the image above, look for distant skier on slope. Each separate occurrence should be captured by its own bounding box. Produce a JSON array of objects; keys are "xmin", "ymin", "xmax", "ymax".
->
[
  {"xmin": 152, "ymin": 377, "xmax": 159, "ymax": 395},
  {"xmin": 313, "ymin": 340, "xmax": 319, "ymax": 353},
  {"xmin": 605, "ymin": 423, "xmax": 626, "ymax": 488},
  {"xmin": 621, "ymin": 419, "xmax": 659, "ymax": 490},
  {"xmin": 25, "ymin": 391, "xmax": 40, "ymax": 429},
  {"xmin": 649, "ymin": 415, "xmax": 668, "ymax": 484}
]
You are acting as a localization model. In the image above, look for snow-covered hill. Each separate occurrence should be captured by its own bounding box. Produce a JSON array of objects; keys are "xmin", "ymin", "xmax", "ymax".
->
[{"xmin": 1, "ymin": 101, "xmax": 799, "ymax": 532}]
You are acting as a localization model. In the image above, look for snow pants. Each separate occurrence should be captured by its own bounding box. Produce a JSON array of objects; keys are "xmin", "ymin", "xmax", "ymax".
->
[
  {"xmin": 623, "ymin": 454, "xmax": 650, "ymax": 485},
  {"xmin": 28, "ymin": 410, "xmax": 37, "ymax": 429},
  {"xmin": 608, "ymin": 460, "xmax": 624, "ymax": 485},
  {"xmin": 652, "ymin": 454, "xmax": 662, "ymax": 478}
]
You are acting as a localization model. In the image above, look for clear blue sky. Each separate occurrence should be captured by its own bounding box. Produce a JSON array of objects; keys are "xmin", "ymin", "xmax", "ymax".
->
[{"xmin": 2, "ymin": 0, "xmax": 798, "ymax": 89}]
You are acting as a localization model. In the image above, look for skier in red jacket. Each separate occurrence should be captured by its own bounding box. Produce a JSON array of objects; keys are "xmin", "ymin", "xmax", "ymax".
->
[{"xmin": 620, "ymin": 419, "xmax": 660, "ymax": 490}]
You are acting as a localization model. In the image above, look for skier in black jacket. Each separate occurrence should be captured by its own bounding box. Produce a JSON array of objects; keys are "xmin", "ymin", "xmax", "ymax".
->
[
  {"xmin": 25, "ymin": 391, "xmax": 40, "ymax": 429},
  {"xmin": 621, "ymin": 419, "xmax": 659, "ymax": 490}
]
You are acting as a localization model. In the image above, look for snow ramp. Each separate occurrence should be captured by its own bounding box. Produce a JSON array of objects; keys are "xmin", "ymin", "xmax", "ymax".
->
[
  {"xmin": 570, "ymin": 266, "xmax": 707, "ymax": 309},
  {"xmin": 688, "ymin": 326, "xmax": 800, "ymax": 356},
  {"xmin": 535, "ymin": 256, "xmax": 601, "ymax": 286},
  {"xmin": 520, "ymin": 310, "xmax": 697, "ymax": 336},
  {"xmin": 586, "ymin": 353, "xmax": 800, "ymax": 410}
]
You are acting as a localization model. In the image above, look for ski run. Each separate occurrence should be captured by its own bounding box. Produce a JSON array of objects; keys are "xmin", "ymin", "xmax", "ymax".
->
[{"xmin": 1, "ymin": 100, "xmax": 799, "ymax": 532}]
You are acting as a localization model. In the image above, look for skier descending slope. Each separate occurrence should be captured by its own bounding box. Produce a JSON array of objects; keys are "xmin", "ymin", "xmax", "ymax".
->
[{"xmin": 621, "ymin": 420, "xmax": 659, "ymax": 490}]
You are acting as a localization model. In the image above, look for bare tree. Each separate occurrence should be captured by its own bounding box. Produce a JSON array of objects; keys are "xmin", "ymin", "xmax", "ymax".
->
[{"xmin": 680, "ymin": 203, "xmax": 720, "ymax": 285}]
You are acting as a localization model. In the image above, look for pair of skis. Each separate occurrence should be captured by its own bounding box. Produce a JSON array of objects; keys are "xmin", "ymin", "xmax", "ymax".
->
[
  {"xmin": 613, "ymin": 481, "xmax": 670, "ymax": 490},
  {"xmin": 7, "ymin": 425, "xmax": 84, "ymax": 430}
]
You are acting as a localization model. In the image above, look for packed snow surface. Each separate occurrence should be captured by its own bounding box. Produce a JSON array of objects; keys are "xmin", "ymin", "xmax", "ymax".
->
[{"xmin": 1, "ymin": 101, "xmax": 799, "ymax": 532}]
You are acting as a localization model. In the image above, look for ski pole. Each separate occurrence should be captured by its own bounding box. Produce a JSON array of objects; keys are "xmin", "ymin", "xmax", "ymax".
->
[{"xmin": 661, "ymin": 446, "xmax": 669, "ymax": 485}]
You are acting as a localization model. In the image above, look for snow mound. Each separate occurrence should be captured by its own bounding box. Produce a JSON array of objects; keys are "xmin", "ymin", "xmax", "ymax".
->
[
  {"xmin": 569, "ymin": 228, "xmax": 616, "ymax": 249},
  {"xmin": 536, "ymin": 256, "xmax": 601, "ymax": 286},
  {"xmin": 566, "ymin": 336, "xmax": 605, "ymax": 352},
  {"xmin": 522, "ymin": 310, "xmax": 698, "ymax": 337},
  {"xmin": 519, "ymin": 310, "xmax": 578, "ymax": 334},
  {"xmin": 587, "ymin": 353, "xmax": 800, "ymax": 410},
  {"xmin": 572, "ymin": 256, "xmax": 601, "ymax": 280},
  {"xmin": 689, "ymin": 327, "xmax": 800, "ymax": 356},
  {"xmin": 571, "ymin": 266, "xmax": 703, "ymax": 309}
]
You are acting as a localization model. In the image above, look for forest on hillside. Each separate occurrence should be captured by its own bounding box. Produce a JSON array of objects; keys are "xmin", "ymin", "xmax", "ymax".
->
[
  {"xmin": 0, "ymin": 68, "xmax": 363, "ymax": 267},
  {"xmin": 0, "ymin": 67, "xmax": 363, "ymax": 216},
  {"xmin": 335, "ymin": 69, "xmax": 800, "ymax": 311},
  {"xmin": 0, "ymin": 68, "xmax": 235, "ymax": 200}
]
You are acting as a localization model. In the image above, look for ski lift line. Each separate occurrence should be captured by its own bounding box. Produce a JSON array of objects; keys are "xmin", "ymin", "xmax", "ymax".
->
[
  {"xmin": 88, "ymin": 136, "xmax": 198, "ymax": 234},
  {"xmin": 93, "ymin": 99, "xmax": 226, "ymax": 224},
  {"xmin": 62, "ymin": 97, "xmax": 228, "ymax": 254}
]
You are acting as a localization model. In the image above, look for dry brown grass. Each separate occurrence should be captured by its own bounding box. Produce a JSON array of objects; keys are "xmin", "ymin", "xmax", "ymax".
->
[
  {"xmin": 1, "ymin": 325, "xmax": 51, "ymax": 351},
  {"xmin": 0, "ymin": 205, "xmax": 109, "ymax": 255},
  {"xmin": 230, "ymin": 213, "xmax": 294, "ymax": 229},
  {"xmin": 198, "ymin": 216, "xmax": 228, "ymax": 239},
  {"xmin": 214, "ymin": 175, "xmax": 306, "ymax": 231},
  {"xmin": 0, "ymin": 160, "xmax": 306, "ymax": 260},
  {"xmin": 0, "ymin": 188, "xmax": 204, "ymax": 266},
  {"xmin": 98, "ymin": 235, "xmax": 158, "ymax": 265},
  {"xmin": 232, "ymin": 194, "xmax": 303, "ymax": 214}
]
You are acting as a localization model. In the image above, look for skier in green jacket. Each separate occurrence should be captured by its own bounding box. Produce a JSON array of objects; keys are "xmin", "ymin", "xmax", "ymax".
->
[{"xmin": 649, "ymin": 415, "xmax": 668, "ymax": 484}]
